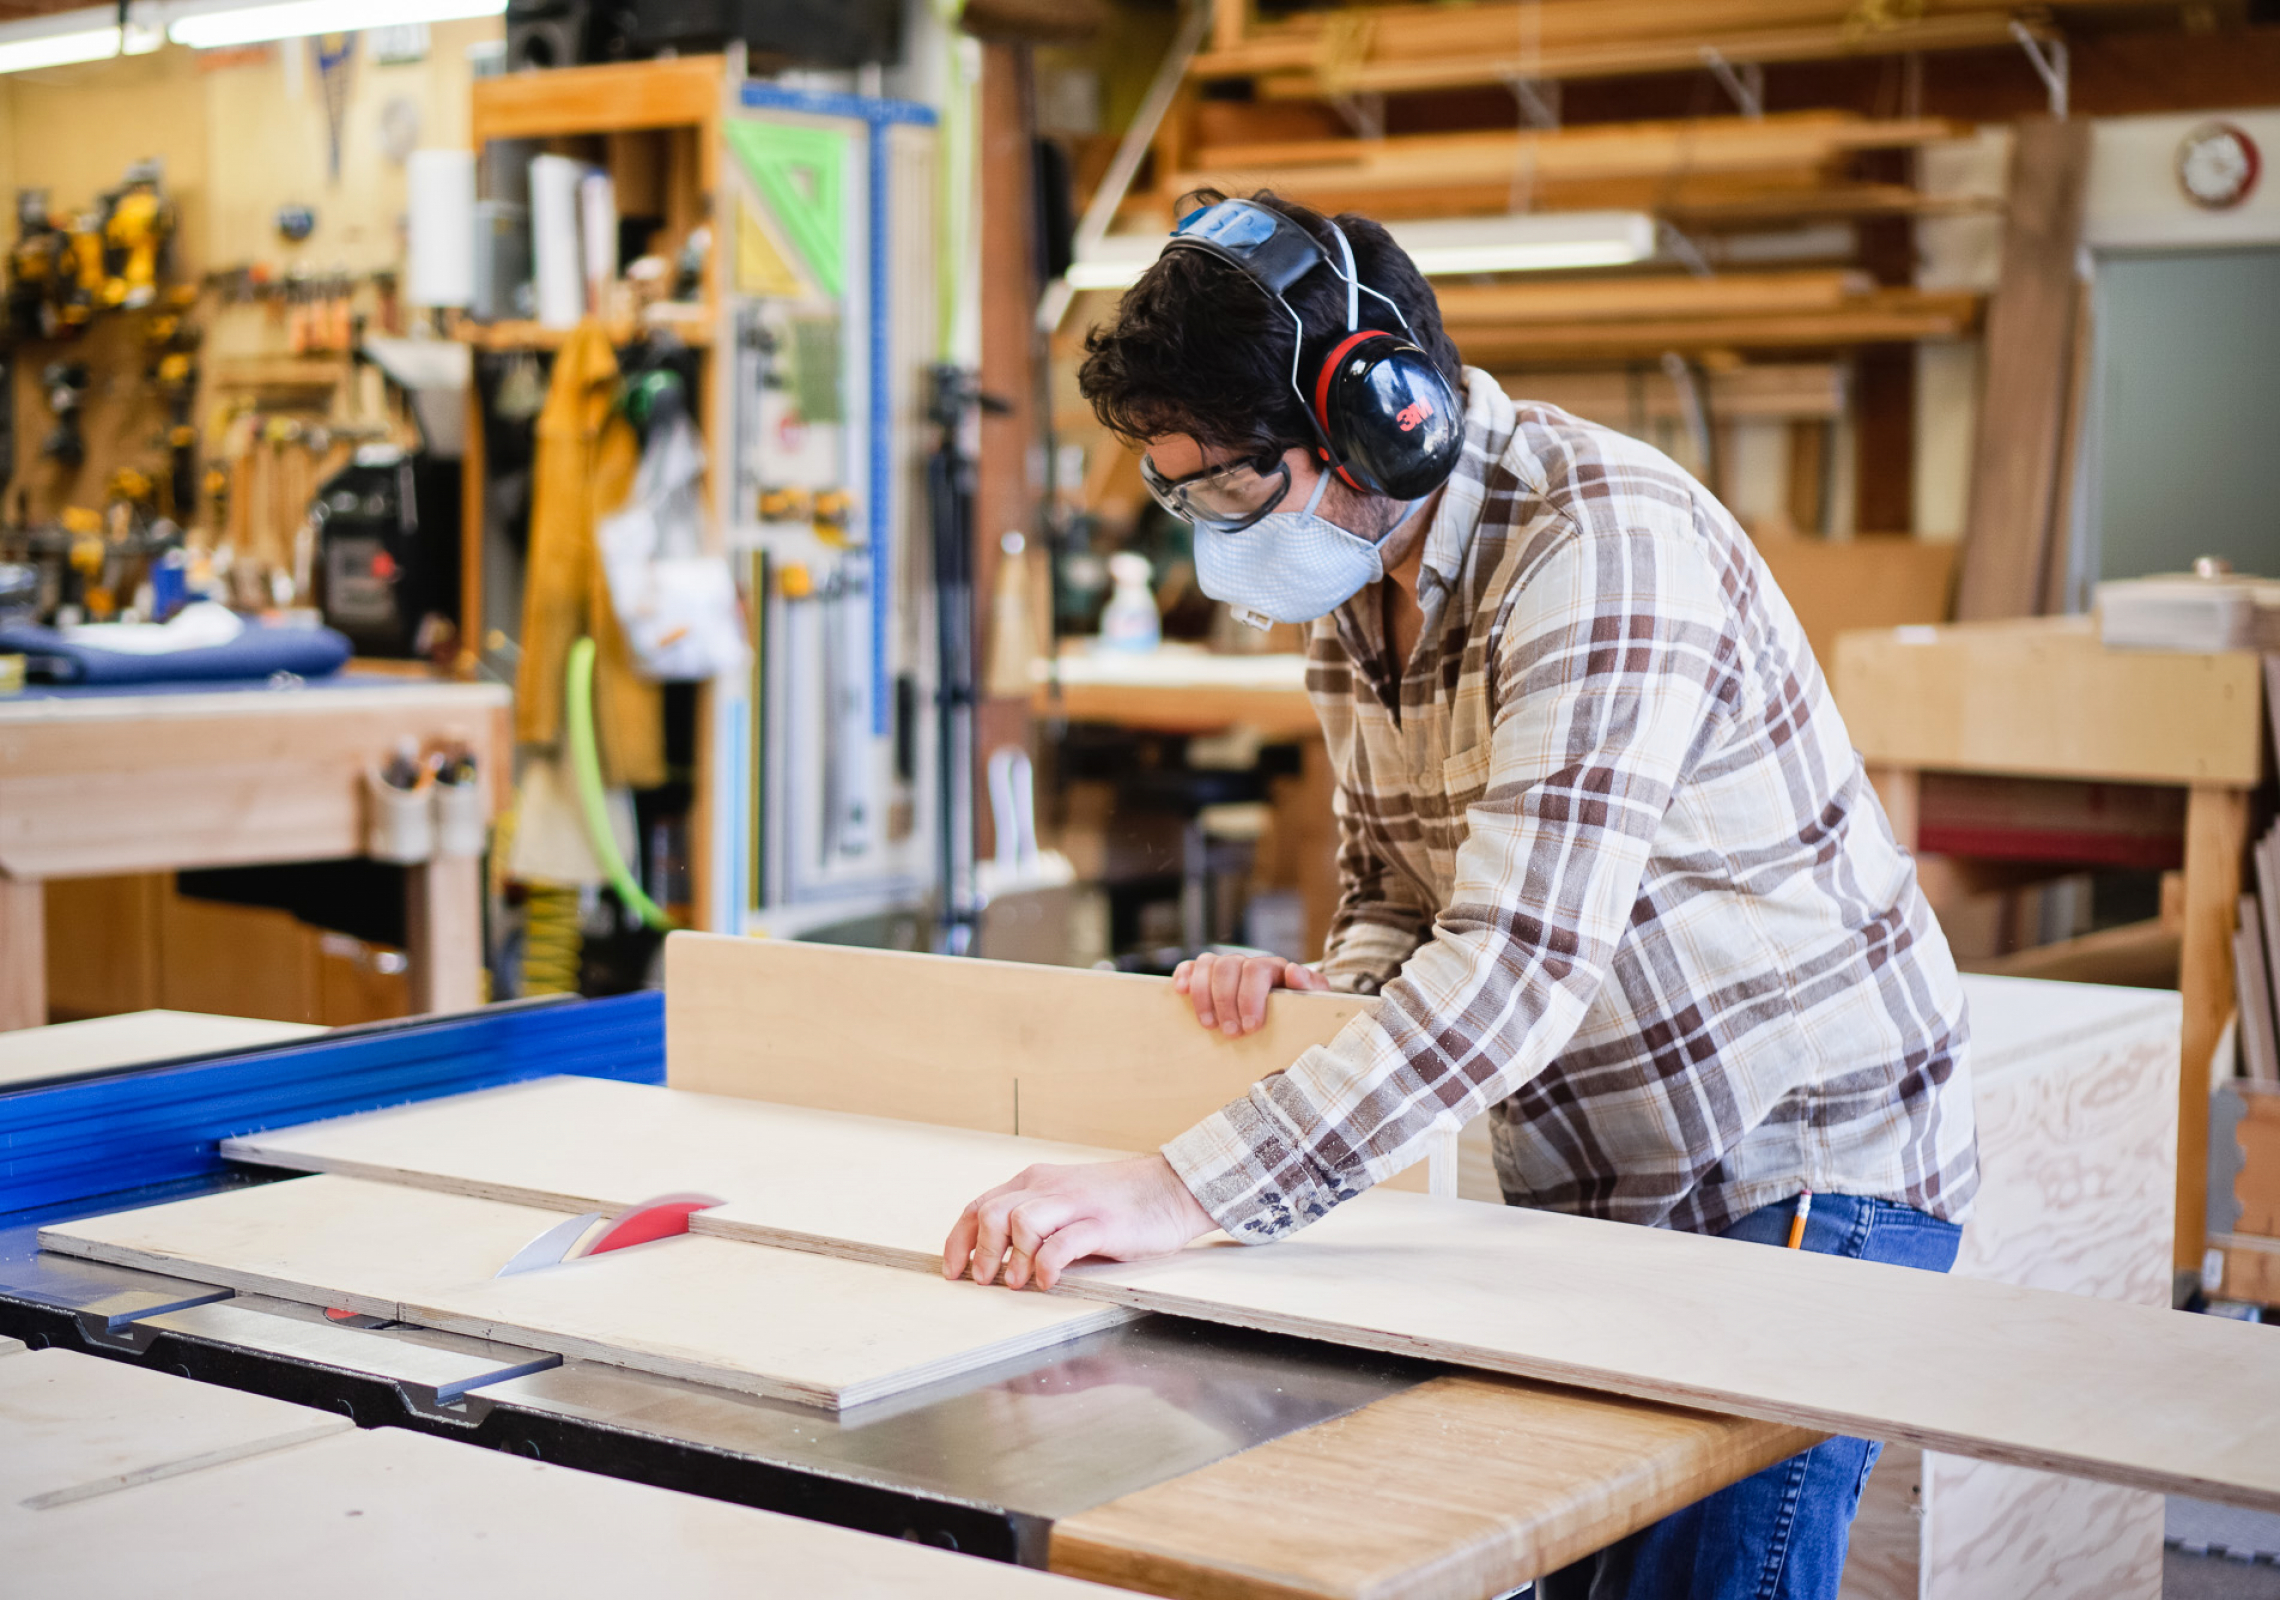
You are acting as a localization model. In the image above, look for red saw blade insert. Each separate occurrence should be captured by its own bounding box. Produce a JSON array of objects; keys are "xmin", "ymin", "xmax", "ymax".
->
[{"xmin": 583, "ymin": 1192, "xmax": 725, "ymax": 1257}]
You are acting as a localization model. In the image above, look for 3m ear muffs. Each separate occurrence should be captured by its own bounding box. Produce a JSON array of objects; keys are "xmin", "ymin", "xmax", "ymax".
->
[{"xmin": 1163, "ymin": 199, "xmax": 1463, "ymax": 501}]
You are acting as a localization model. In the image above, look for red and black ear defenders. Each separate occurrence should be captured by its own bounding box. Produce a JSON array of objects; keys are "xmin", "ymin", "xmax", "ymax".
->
[{"xmin": 1162, "ymin": 199, "xmax": 1464, "ymax": 501}]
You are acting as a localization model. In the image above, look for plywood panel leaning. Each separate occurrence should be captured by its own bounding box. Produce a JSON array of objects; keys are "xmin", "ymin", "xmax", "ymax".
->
[{"xmin": 1915, "ymin": 976, "xmax": 2176, "ymax": 1599}]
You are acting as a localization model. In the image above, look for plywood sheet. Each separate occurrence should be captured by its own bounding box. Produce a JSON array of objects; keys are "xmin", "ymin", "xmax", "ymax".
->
[
  {"xmin": 42, "ymin": 1175, "xmax": 1127, "ymax": 1410},
  {"xmin": 1921, "ymin": 1455, "xmax": 2164, "ymax": 1600},
  {"xmin": 1922, "ymin": 972, "xmax": 2175, "ymax": 1599},
  {"xmin": 0, "ymin": 1346, "xmax": 347, "ymax": 1512},
  {"xmin": 223, "ymin": 1077, "xmax": 2280, "ymax": 1509},
  {"xmin": 665, "ymin": 933, "xmax": 1428, "ymax": 1183},
  {"xmin": 1050, "ymin": 1374, "xmax": 1818, "ymax": 1598},
  {"xmin": 224, "ymin": 1076, "xmax": 1134, "ymax": 1253},
  {"xmin": 0, "ymin": 1009, "xmax": 324, "ymax": 1091},
  {"xmin": 8, "ymin": 1423, "xmax": 1111, "ymax": 1597}
]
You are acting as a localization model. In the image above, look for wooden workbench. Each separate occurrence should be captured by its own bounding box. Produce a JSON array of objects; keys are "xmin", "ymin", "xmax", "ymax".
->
[
  {"xmin": 1832, "ymin": 616, "xmax": 2264, "ymax": 1277},
  {"xmin": 0, "ymin": 677, "xmax": 510, "ymax": 1032},
  {"xmin": 1035, "ymin": 649, "xmax": 1334, "ymax": 950},
  {"xmin": 1035, "ymin": 649, "xmax": 1320, "ymax": 742}
]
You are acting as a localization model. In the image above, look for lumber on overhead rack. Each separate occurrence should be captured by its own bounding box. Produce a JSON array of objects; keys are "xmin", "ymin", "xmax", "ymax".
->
[
  {"xmin": 1178, "ymin": 113, "xmax": 1967, "ymax": 195},
  {"xmin": 1445, "ymin": 288, "xmax": 1981, "ymax": 364},
  {"xmin": 1438, "ymin": 269, "xmax": 1869, "ymax": 324},
  {"xmin": 1188, "ymin": 0, "xmax": 2152, "ymax": 96},
  {"xmin": 1954, "ymin": 119, "xmax": 2092, "ymax": 621},
  {"xmin": 1496, "ymin": 364, "xmax": 1847, "ymax": 426},
  {"xmin": 1208, "ymin": 15, "xmax": 2056, "ymax": 98}
]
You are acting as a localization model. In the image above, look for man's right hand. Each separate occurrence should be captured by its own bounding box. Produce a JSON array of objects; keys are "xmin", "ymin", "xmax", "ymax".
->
[{"xmin": 1172, "ymin": 951, "xmax": 1329, "ymax": 1037}]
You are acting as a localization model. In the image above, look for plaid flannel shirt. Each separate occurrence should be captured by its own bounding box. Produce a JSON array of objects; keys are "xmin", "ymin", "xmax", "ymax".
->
[{"xmin": 1162, "ymin": 370, "xmax": 1977, "ymax": 1243}]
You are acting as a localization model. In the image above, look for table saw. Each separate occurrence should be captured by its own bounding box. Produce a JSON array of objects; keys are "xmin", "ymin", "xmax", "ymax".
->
[{"xmin": 0, "ymin": 974, "xmax": 1804, "ymax": 1598}]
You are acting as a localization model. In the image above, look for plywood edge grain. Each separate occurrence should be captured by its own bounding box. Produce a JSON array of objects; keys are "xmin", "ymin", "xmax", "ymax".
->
[{"xmin": 1015, "ymin": 1271, "xmax": 2279, "ymax": 1511}]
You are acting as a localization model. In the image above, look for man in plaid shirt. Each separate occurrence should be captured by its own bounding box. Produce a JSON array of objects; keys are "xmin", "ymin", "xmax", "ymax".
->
[{"xmin": 944, "ymin": 192, "xmax": 1975, "ymax": 1598}]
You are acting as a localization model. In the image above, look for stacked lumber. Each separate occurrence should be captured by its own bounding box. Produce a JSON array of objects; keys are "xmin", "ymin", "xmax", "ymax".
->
[
  {"xmin": 1434, "ymin": 268, "xmax": 1980, "ymax": 362},
  {"xmin": 1164, "ymin": 111, "xmax": 1978, "ymax": 225},
  {"xmin": 1192, "ymin": 0, "xmax": 2139, "ymax": 99},
  {"xmin": 1494, "ymin": 362, "xmax": 1844, "ymax": 424}
]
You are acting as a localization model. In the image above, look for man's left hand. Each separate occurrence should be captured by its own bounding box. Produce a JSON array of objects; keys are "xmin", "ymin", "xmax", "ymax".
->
[{"xmin": 942, "ymin": 1155, "xmax": 1216, "ymax": 1291}]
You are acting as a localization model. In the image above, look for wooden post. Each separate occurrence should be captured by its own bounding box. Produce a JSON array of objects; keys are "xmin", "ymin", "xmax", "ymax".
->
[
  {"xmin": 1954, "ymin": 118, "xmax": 2091, "ymax": 620},
  {"xmin": 1866, "ymin": 764, "xmax": 1921, "ymax": 855},
  {"xmin": 0, "ymin": 876, "xmax": 45, "ymax": 1032},
  {"xmin": 1211, "ymin": 0, "xmax": 1248, "ymax": 52},
  {"xmin": 1291, "ymin": 737, "xmax": 1339, "ymax": 960},
  {"xmin": 2176, "ymin": 783, "xmax": 2250, "ymax": 1276},
  {"xmin": 974, "ymin": 41, "xmax": 1041, "ymax": 863},
  {"xmin": 458, "ymin": 375, "xmax": 486, "ymax": 676},
  {"xmin": 405, "ymin": 855, "xmax": 485, "ymax": 1015}
]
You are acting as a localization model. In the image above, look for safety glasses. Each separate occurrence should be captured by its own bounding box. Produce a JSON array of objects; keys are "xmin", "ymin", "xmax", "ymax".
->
[{"xmin": 1140, "ymin": 449, "xmax": 1292, "ymax": 532}]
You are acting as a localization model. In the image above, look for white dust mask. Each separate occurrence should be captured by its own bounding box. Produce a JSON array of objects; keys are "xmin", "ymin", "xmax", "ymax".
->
[{"xmin": 1194, "ymin": 472, "xmax": 1421, "ymax": 628}]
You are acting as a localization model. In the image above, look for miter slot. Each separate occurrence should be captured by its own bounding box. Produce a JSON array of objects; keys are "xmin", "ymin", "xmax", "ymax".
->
[
  {"xmin": 139, "ymin": 1299, "xmax": 561, "ymax": 1424},
  {"xmin": 0, "ymin": 1252, "xmax": 234, "ymax": 1352}
]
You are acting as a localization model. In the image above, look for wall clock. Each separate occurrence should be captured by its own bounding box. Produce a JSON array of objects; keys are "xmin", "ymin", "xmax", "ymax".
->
[{"xmin": 2177, "ymin": 121, "xmax": 2261, "ymax": 211}]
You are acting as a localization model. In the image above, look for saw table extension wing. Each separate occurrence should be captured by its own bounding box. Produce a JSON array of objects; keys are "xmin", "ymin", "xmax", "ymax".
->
[
  {"xmin": 0, "ymin": 1346, "xmax": 349, "ymax": 1513},
  {"xmin": 3, "ymin": 1357, "xmax": 1120, "ymax": 1598}
]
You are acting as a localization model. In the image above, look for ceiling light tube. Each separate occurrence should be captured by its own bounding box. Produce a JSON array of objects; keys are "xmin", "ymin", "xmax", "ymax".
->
[
  {"xmin": 0, "ymin": 1, "xmax": 165, "ymax": 72},
  {"xmin": 1385, "ymin": 212, "xmax": 1660, "ymax": 277},
  {"xmin": 0, "ymin": 24, "xmax": 121, "ymax": 71},
  {"xmin": 168, "ymin": 0, "xmax": 506, "ymax": 51},
  {"xmin": 1066, "ymin": 210, "xmax": 1659, "ymax": 293}
]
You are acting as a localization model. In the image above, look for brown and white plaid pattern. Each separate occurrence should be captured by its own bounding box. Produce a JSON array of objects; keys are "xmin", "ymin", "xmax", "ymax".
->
[{"xmin": 1163, "ymin": 371, "xmax": 1977, "ymax": 1243}]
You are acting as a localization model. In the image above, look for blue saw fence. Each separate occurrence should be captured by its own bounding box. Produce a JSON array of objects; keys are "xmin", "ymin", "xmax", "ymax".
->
[{"xmin": 0, "ymin": 993, "xmax": 664, "ymax": 1218}]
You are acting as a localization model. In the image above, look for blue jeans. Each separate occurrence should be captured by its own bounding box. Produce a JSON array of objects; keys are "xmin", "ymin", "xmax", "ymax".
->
[{"xmin": 1536, "ymin": 1193, "xmax": 1962, "ymax": 1600}]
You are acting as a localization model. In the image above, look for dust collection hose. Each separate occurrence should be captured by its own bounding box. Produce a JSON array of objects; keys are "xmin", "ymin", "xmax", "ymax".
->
[{"xmin": 566, "ymin": 636, "xmax": 673, "ymax": 932}]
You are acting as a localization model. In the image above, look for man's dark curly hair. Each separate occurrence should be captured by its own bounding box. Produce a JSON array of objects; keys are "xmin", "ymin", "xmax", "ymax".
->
[{"xmin": 1076, "ymin": 190, "xmax": 1463, "ymax": 462}]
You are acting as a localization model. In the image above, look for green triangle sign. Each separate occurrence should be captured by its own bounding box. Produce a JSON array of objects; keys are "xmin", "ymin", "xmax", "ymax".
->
[{"xmin": 725, "ymin": 118, "xmax": 849, "ymax": 301}]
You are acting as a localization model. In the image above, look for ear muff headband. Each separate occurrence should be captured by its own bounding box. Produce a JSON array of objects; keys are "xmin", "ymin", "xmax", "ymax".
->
[{"xmin": 1163, "ymin": 199, "xmax": 1461, "ymax": 501}]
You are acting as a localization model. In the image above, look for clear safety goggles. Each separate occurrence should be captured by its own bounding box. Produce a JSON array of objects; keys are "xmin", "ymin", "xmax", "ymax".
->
[{"xmin": 1140, "ymin": 450, "xmax": 1292, "ymax": 532}]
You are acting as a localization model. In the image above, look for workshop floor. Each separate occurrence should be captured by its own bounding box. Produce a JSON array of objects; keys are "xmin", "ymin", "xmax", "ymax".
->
[
  {"xmin": 2169, "ymin": 1551, "xmax": 2280, "ymax": 1598},
  {"xmin": 2169, "ymin": 1497, "xmax": 2280, "ymax": 1597}
]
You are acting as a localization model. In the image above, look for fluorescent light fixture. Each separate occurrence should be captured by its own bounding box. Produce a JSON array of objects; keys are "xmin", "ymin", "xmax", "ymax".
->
[
  {"xmin": 168, "ymin": 0, "xmax": 505, "ymax": 50},
  {"xmin": 1065, "ymin": 233, "xmax": 1170, "ymax": 292},
  {"xmin": 1391, "ymin": 211, "xmax": 1658, "ymax": 275},
  {"xmin": 0, "ymin": 1, "xmax": 163, "ymax": 74},
  {"xmin": 0, "ymin": 24, "xmax": 122, "ymax": 71},
  {"xmin": 1067, "ymin": 209, "xmax": 1659, "ymax": 292}
]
